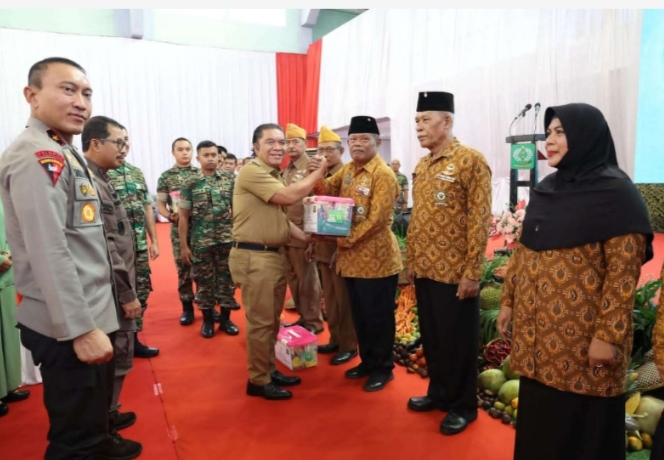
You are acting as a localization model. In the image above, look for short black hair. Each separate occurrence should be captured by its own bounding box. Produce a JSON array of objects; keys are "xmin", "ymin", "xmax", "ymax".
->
[
  {"xmin": 225, "ymin": 153, "xmax": 237, "ymax": 161},
  {"xmin": 82, "ymin": 116, "xmax": 123, "ymax": 152},
  {"xmin": 28, "ymin": 57, "xmax": 86, "ymax": 89},
  {"xmin": 172, "ymin": 137, "xmax": 191, "ymax": 151},
  {"xmin": 217, "ymin": 145, "xmax": 228, "ymax": 154},
  {"xmin": 252, "ymin": 123, "xmax": 283, "ymax": 144},
  {"xmin": 197, "ymin": 140, "xmax": 218, "ymax": 152}
]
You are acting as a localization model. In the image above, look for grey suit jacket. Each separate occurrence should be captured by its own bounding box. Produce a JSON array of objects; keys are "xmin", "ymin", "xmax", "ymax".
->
[{"xmin": 0, "ymin": 118, "xmax": 119, "ymax": 340}]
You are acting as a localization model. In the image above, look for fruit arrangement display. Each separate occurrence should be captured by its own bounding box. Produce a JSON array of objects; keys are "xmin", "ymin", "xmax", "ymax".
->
[
  {"xmin": 477, "ymin": 365, "xmax": 520, "ymax": 428},
  {"xmin": 393, "ymin": 342, "xmax": 428, "ymax": 378},
  {"xmin": 478, "ymin": 338, "xmax": 512, "ymax": 373},
  {"xmin": 394, "ymin": 285, "xmax": 419, "ymax": 345},
  {"xmin": 623, "ymin": 384, "xmax": 662, "ymax": 455}
]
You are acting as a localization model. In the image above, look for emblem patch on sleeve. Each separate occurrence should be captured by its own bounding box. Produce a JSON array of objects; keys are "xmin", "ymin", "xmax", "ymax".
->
[{"xmin": 35, "ymin": 151, "xmax": 65, "ymax": 185}]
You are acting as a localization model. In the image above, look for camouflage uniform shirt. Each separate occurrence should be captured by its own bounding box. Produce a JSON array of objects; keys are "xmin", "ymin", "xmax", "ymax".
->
[
  {"xmin": 394, "ymin": 171, "xmax": 409, "ymax": 213},
  {"xmin": 108, "ymin": 162, "xmax": 153, "ymax": 252},
  {"xmin": 179, "ymin": 170, "xmax": 234, "ymax": 249},
  {"xmin": 156, "ymin": 164, "xmax": 200, "ymax": 240}
]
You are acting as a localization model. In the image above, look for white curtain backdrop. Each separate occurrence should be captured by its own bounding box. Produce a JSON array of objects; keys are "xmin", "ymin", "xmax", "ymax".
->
[
  {"xmin": 0, "ymin": 28, "xmax": 278, "ymax": 192},
  {"xmin": 318, "ymin": 9, "xmax": 642, "ymax": 214}
]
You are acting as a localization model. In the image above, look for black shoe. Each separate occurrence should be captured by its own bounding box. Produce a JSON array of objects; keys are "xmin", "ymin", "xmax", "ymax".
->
[
  {"xmin": 0, "ymin": 402, "xmax": 8, "ymax": 417},
  {"xmin": 408, "ymin": 396, "xmax": 438, "ymax": 412},
  {"xmin": 246, "ymin": 381, "xmax": 292, "ymax": 400},
  {"xmin": 212, "ymin": 309, "xmax": 222, "ymax": 323},
  {"xmin": 96, "ymin": 433, "xmax": 142, "ymax": 460},
  {"xmin": 110, "ymin": 410, "xmax": 137, "ymax": 431},
  {"xmin": 219, "ymin": 319, "xmax": 240, "ymax": 336},
  {"xmin": 363, "ymin": 372, "xmax": 394, "ymax": 392},
  {"xmin": 180, "ymin": 301, "xmax": 194, "ymax": 326},
  {"xmin": 440, "ymin": 412, "xmax": 477, "ymax": 436},
  {"xmin": 330, "ymin": 350, "xmax": 358, "ymax": 365},
  {"xmin": 201, "ymin": 309, "xmax": 215, "ymax": 338},
  {"xmin": 1, "ymin": 389, "xmax": 30, "ymax": 403},
  {"xmin": 229, "ymin": 298, "xmax": 241, "ymax": 311},
  {"xmin": 317, "ymin": 344, "xmax": 339, "ymax": 354},
  {"xmin": 133, "ymin": 334, "xmax": 159, "ymax": 359},
  {"xmin": 345, "ymin": 364, "xmax": 371, "ymax": 380},
  {"xmin": 271, "ymin": 370, "xmax": 301, "ymax": 387},
  {"xmin": 284, "ymin": 317, "xmax": 305, "ymax": 328}
]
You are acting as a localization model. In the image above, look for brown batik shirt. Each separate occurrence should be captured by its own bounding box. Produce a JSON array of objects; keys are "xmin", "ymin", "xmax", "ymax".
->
[
  {"xmin": 652, "ymin": 261, "xmax": 664, "ymax": 368},
  {"xmin": 313, "ymin": 154, "xmax": 402, "ymax": 279},
  {"xmin": 406, "ymin": 138, "xmax": 492, "ymax": 283},
  {"xmin": 501, "ymin": 234, "xmax": 647, "ymax": 397}
]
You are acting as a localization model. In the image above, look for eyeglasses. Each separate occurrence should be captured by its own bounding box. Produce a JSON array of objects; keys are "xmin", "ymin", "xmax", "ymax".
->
[
  {"xmin": 98, "ymin": 139, "xmax": 127, "ymax": 150},
  {"xmin": 317, "ymin": 148, "xmax": 339, "ymax": 154}
]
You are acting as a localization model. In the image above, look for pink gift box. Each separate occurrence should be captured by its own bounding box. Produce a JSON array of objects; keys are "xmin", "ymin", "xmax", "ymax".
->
[{"xmin": 275, "ymin": 326, "xmax": 318, "ymax": 371}]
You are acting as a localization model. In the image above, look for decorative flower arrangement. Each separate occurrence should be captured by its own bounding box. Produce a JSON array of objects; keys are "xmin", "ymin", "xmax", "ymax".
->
[{"xmin": 496, "ymin": 201, "xmax": 526, "ymax": 249}]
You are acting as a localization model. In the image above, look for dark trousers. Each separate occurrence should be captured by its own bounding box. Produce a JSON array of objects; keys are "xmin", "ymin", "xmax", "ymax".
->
[
  {"xmin": 651, "ymin": 412, "xmax": 664, "ymax": 460},
  {"xmin": 344, "ymin": 275, "xmax": 397, "ymax": 374},
  {"xmin": 515, "ymin": 377, "xmax": 625, "ymax": 460},
  {"xmin": 414, "ymin": 278, "xmax": 479, "ymax": 419},
  {"xmin": 20, "ymin": 325, "xmax": 115, "ymax": 460}
]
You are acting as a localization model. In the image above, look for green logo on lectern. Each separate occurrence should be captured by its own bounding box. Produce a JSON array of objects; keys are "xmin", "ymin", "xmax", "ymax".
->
[{"xmin": 510, "ymin": 144, "xmax": 536, "ymax": 170}]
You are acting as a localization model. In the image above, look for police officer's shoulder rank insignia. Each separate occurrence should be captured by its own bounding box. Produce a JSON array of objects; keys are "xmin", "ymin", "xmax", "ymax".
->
[
  {"xmin": 46, "ymin": 129, "xmax": 66, "ymax": 146},
  {"xmin": 35, "ymin": 150, "xmax": 65, "ymax": 185}
]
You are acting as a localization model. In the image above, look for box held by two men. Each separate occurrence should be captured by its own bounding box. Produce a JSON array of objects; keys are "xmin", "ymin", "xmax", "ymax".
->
[{"xmin": 303, "ymin": 196, "xmax": 355, "ymax": 236}]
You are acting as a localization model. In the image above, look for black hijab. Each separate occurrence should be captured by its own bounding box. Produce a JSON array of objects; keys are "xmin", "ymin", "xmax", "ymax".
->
[{"xmin": 519, "ymin": 103, "xmax": 653, "ymax": 262}]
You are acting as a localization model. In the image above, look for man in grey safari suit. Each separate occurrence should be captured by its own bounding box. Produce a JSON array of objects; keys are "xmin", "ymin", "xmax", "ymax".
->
[{"xmin": 0, "ymin": 57, "xmax": 141, "ymax": 460}]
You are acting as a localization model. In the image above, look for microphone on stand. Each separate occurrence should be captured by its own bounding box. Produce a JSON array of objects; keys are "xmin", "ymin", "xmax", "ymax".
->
[
  {"xmin": 532, "ymin": 102, "xmax": 541, "ymax": 135},
  {"xmin": 509, "ymin": 104, "xmax": 533, "ymax": 137}
]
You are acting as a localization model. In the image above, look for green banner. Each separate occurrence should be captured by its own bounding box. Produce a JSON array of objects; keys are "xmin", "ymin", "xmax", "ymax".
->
[{"xmin": 510, "ymin": 144, "xmax": 536, "ymax": 170}]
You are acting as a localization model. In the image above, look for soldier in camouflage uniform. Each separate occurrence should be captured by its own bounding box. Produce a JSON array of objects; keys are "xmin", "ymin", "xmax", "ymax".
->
[
  {"xmin": 178, "ymin": 141, "xmax": 238, "ymax": 338},
  {"xmin": 108, "ymin": 126, "xmax": 160, "ymax": 358},
  {"xmin": 156, "ymin": 138, "xmax": 199, "ymax": 326},
  {"xmin": 390, "ymin": 159, "xmax": 409, "ymax": 214}
]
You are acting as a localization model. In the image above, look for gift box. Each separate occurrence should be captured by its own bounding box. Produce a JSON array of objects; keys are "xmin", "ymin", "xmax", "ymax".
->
[
  {"xmin": 303, "ymin": 196, "xmax": 355, "ymax": 236},
  {"xmin": 275, "ymin": 326, "xmax": 318, "ymax": 371}
]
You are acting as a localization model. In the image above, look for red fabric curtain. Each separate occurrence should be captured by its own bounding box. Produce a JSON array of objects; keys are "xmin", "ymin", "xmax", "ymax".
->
[
  {"xmin": 302, "ymin": 39, "xmax": 322, "ymax": 148},
  {"xmin": 276, "ymin": 52, "xmax": 306, "ymax": 169},
  {"xmin": 276, "ymin": 52, "xmax": 307, "ymax": 134},
  {"xmin": 275, "ymin": 39, "xmax": 323, "ymax": 168}
]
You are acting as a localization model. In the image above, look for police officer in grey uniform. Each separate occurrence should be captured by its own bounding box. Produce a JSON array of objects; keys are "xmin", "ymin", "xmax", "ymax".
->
[
  {"xmin": 0, "ymin": 58, "xmax": 141, "ymax": 460},
  {"xmin": 83, "ymin": 116, "xmax": 142, "ymax": 434}
]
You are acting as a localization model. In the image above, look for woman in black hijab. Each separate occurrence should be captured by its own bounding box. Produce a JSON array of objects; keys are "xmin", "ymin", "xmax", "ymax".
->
[{"xmin": 497, "ymin": 103, "xmax": 653, "ymax": 460}]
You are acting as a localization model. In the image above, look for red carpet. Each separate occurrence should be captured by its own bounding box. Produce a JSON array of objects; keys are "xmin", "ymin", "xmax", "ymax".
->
[{"xmin": 2, "ymin": 226, "xmax": 663, "ymax": 459}]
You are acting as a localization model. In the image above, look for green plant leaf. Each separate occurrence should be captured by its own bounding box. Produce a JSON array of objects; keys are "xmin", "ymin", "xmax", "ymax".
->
[{"xmin": 480, "ymin": 308, "xmax": 501, "ymax": 345}]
